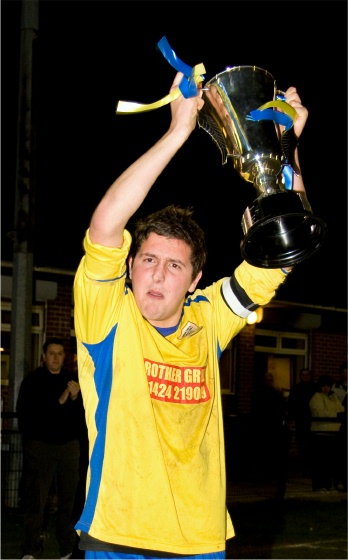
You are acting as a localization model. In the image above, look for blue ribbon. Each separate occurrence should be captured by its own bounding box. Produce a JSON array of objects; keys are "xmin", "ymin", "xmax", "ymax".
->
[
  {"xmin": 157, "ymin": 36, "xmax": 204, "ymax": 98},
  {"xmin": 281, "ymin": 164, "xmax": 294, "ymax": 190},
  {"xmin": 246, "ymin": 108, "xmax": 293, "ymax": 131},
  {"xmin": 246, "ymin": 106, "xmax": 295, "ymax": 189}
]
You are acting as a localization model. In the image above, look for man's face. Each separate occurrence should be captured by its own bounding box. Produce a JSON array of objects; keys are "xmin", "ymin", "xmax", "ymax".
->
[
  {"xmin": 43, "ymin": 344, "xmax": 65, "ymax": 374},
  {"xmin": 321, "ymin": 384, "xmax": 331, "ymax": 395},
  {"xmin": 300, "ymin": 370, "xmax": 311, "ymax": 383},
  {"xmin": 128, "ymin": 232, "xmax": 202, "ymax": 328},
  {"xmin": 264, "ymin": 373, "xmax": 274, "ymax": 387}
]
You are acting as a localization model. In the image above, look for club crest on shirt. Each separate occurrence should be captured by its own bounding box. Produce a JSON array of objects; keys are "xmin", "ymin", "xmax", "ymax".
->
[{"xmin": 178, "ymin": 321, "xmax": 203, "ymax": 339}]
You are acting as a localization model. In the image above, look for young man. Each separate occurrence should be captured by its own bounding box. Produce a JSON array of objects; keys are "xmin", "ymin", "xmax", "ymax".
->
[
  {"xmin": 287, "ymin": 368, "xmax": 316, "ymax": 473},
  {"xmin": 16, "ymin": 338, "xmax": 85, "ymax": 559},
  {"xmin": 73, "ymin": 71, "xmax": 309, "ymax": 558},
  {"xmin": 309, "ymin": 375, "xmax": 345, "ymax": 492},
  {"xmin": 331, "ymin": 361, "xmax": 348, "ymax": 404}
]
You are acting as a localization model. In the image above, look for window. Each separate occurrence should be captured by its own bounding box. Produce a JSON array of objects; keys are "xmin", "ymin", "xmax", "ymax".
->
[
  {"xmin": 1, "ymin": 302, "xmax": 45, "ymax": 383},
  {"xmin": 255, "ymin": 330, "xmax": 308, "ymax": 355},
  {"xmin": 254, "ymin": 329, "xmax": 308, "ymax": 395}
]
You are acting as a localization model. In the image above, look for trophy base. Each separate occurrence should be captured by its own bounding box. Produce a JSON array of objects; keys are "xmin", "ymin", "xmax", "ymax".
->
[{"xmin": 241, "ymin": 191, "xmax": 327, "ymax": 268}]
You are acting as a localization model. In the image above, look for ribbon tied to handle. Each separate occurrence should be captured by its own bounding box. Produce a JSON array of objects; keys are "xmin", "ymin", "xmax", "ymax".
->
[
  {"xmin": 115, "ymin": 36, "xmax": 206, "ymax": 114},
  {"xmin": 246, "ymin": 99, "xmax": 299, "ymax": 190}
]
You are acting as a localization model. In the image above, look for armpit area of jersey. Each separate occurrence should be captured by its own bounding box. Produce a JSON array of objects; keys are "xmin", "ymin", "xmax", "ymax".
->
[{"xmin": 221, "ymin": 275, "xmax": 259, "ymax": 319}]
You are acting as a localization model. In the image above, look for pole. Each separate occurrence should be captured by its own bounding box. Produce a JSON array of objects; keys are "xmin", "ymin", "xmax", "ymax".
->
[{"xmin": 9, "ymin": 0, "xmax": 39, "ymax": 416}]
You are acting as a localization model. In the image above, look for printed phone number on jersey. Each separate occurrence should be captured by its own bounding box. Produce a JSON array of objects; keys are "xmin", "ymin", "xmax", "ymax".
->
[{"xmin": 145, "ymin": 359, "xmax": 210, "ymax": 404}]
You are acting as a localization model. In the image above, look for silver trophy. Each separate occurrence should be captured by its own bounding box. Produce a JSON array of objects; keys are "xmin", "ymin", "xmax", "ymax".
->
[{"xmin": 198, "ymin": 65, "xmax": 327, "ymax": 268}]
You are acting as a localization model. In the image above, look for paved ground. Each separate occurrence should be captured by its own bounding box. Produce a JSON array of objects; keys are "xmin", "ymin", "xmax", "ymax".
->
[
  {"xmin": 226, "ymin": 493, "xmax": 347, "ymax": 559},
  {"xmin": 2, "ymin": 488, "xmax": 347, "ymax": 559}
]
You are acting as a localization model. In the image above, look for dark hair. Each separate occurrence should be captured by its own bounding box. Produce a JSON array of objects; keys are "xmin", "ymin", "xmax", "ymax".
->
[
  {"xmin": 43, "ymin": 337, "xmax": 65, "ymax": 354},
  {"xmin": 316, "ymin": 375, "xmax": 332, "ymax": 390},
  {"xmin": 129, "ymin": 205, "xmax": 207, "ymax": 280}
]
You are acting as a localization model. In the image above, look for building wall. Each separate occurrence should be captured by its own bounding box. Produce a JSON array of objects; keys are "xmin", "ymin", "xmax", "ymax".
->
[
  {"xmin": 235, "ymin": 326, "xmax": 256, "ymax": 414},
  {"xmin": 46, "ymin": 282, "xmax": 75, "ymax": 370},
  {"xmin": 310, "ymin": 331, "xmax": 347, "ymax": 382},
  {"xmin": 2, "ymin": 272, "xmax": 347, "ymax": 424},
  {"xmin": 45, "ymin": 281, "xmax": 347, "ymax": 401}
]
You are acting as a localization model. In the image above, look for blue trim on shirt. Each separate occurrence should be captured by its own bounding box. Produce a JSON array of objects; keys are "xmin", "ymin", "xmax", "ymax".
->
[
  {"xmin": 217, "ymin": 341, "xmax": 222, "ymax": 361},
  {"xmin": 75, "ymin": 325, "xmax": 117, "ymax": 531},
  {"xmin": 184, "ymin": 294, "xmax": 209, "ymax": 306},
  {"xmin": 95, "ymin": 271, "xmax": 127, "ymax": 283}
]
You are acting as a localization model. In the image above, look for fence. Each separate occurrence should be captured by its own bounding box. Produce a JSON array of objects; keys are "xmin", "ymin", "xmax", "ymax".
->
[{"xmin": 1, "ymin": 413, "xmax": 23, "ymax": 509}]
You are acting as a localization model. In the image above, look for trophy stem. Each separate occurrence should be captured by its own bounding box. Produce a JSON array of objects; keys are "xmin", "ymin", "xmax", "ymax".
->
[{"xmin": 249, "ymin": 164, "xmax": 281, "ymax": 195}]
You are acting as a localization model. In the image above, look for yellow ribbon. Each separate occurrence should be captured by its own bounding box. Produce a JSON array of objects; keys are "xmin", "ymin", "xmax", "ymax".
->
[
  {"xmin": 258, "ymin": 100, "xmax": 298, "ymax": 123},
  {"xmin": 116, "ymin": 63, "xmax": 206, "ymax": 115}
]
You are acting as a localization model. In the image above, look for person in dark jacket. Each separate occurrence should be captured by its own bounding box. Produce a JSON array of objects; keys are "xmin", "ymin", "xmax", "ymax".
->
[
  {"xmin": 251, "ymin": 372, "xmax": 287, "ymax": 498},
  {"xmin": 16, "ymin": 337, "xmax": 86, "ymax": 559},
  {"xmin": 309, "ymin": 375, "xmax": 345, "ymax": 493},
  {"xmin": 287, "ymin": 368, "xmax": 316, "ymax": 474}
]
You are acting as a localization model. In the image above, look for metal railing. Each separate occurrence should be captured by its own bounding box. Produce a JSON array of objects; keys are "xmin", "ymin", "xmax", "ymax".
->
[
  {"xmin": 2, "ymin": 412, "xmax": 342, "ymax": 510},
  {"xmin": 1, "ymin": 413, "xmax": 23, "ymax": 509}
]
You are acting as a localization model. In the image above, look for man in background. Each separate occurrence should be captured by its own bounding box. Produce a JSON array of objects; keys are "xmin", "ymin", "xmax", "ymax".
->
[
  {"xmin": 288, "ymin": 368, "xmax": 316, "ymax": 474},
  {"xmin": 16, "ymin": 337, "xmax": 86, "ymax": 559}
]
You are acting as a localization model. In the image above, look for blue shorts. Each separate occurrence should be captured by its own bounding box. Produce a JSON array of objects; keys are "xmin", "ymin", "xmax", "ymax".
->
[{"xmin": 85, "ymin": 552, "xmax": 226, "ymax": 559}]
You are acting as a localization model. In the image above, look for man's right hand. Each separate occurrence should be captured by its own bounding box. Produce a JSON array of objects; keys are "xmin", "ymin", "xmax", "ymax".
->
[{"xmin": 168, "ymin": 72, "xmax": 205, "ymax": 141}]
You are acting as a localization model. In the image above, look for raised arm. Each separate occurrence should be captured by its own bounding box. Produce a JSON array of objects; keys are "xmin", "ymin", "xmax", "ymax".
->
[
  {"xmin": 282, "ymin": 86, "xmax": 308, "ymax": 192},
  {"xmin": 89, "ymin": 72, "xmax": 204, "ymax": 248}
]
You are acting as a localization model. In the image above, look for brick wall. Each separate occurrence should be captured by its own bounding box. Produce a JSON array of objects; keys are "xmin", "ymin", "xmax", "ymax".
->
[
  {"xmin": 43, "ymin": 282, "xmax": 347, "ymax": 401},
  {"xmin": 46, "ymin": 281, "xmax": 75, "ymax": 369},
  {"xmin": 3, "ymin": 270, "xmax": 346, "ymax": 459},
  {"xmin": 310, "ymin": 331, "xmax": 347, "ymax": 381},
  {"xmin": 235, "ymin": 325, "xmax": 256, "ymax": 414}
]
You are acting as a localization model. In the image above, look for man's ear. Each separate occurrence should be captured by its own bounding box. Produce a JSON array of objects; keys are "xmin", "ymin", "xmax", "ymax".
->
[{"xmin": 188, "ymin": 270, "xmax": 202, "ymax": 293}]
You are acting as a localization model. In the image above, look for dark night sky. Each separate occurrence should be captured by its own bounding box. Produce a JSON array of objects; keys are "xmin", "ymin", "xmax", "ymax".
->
[{"xmin": 2, "ymin": 0, "xmax": 347, "ymax": 309}]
